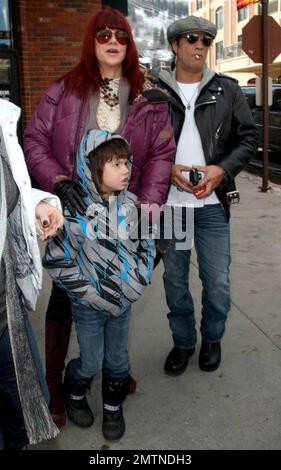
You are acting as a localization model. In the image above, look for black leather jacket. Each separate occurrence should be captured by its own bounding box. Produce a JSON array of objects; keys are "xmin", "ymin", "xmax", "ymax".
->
[{"xmin": 158, "ymin": 68, "xmax": 258, "ymax": 220}]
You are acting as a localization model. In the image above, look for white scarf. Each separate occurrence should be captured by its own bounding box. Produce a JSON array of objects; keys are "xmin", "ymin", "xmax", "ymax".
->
[{"xmin": 0, "ymin": 155, "xmax": 59, "ymax": 445}]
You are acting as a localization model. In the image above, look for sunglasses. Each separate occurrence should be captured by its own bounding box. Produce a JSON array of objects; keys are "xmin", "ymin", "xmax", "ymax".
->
[
  {"xmin": 95, "ymin": 29, "xmax": 129, "ymax": 46},
  {"xmin": 183, "ymin": 33, "xmax": 213, "ymax": 47}
]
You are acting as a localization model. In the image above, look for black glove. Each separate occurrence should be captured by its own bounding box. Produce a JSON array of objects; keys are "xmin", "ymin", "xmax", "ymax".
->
[{"xmin": 55, "ymin": 180, "xmax": 87, "ymax": 216}]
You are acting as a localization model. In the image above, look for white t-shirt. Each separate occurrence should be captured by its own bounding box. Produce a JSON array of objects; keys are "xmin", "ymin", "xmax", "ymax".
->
[{"xmin": 166, "ymin": 81, "xmax": 219, "ymax": 207}]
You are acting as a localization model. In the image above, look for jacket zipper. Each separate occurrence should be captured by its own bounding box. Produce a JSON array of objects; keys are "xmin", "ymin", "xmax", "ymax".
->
[
  {"xmin": 195, "ymin": 99, "xmax": 216, "ymax": 109},
  {"xmin": 209, "ymin": 118, "xmax": 226, "ymax": 217},
  {"xmin": 72, "ymin": 96, "xmax": 86, "ymax": 180},
  {"xmin": 215, "ymin": 122, "xmax": 223, "ymax": 139},
  {"xmin": 195, "ymin": 100, "xmax": 217, "ymax": 161}
]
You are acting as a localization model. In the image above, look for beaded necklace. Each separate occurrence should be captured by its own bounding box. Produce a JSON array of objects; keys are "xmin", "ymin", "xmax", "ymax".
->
[{"xmin": 100, "ymin": 78, "xmax": 119, "ymax": 109}]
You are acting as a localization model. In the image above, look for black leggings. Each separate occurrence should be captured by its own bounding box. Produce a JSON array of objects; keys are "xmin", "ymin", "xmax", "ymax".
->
[{"xmin": 46, "ymin": 282, "xmax": 72, "ymax": 322}]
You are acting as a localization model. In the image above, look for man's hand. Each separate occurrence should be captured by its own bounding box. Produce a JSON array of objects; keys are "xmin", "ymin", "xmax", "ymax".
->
[
  {"xmin": 171, "ymin": 164, "xmax": 193, "ymax": 192},
  {"xmin": 55, "ymin": 180, "xmax": 87, "ymax": 216},
  {"xmin": 35, "ymin": 202, "xmax": 64, "ymax": 241},
  {"xmin": 192, "ymin": 165, "xmax": 224, "ymax": 199}
]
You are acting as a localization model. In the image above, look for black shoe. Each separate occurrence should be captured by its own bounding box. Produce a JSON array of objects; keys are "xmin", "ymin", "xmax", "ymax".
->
[
  {"xmin": 199, "ymin": 341, "xmax": 221, "ymax": 372},
  {"xmin": 64, "ymin": 393, "xmax": 94, "ymax": 428},
  {"xmin": 164, "ymin": 346, "xmax": 195, "ymax": 376},
  {"xmin": 102, "ymin": 404, "xmax": 125, "ymax": 441}
]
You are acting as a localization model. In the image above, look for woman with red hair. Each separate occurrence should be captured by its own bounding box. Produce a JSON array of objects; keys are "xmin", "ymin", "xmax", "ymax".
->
[{"xmin": 24, "ymin": 7, "xmax": 175, "ymax": 440}]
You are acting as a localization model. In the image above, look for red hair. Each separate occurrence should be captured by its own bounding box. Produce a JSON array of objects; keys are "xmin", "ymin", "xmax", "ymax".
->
[{"xmin": 63, "ymin": 7, "xmax": 144, "ymax": 102}]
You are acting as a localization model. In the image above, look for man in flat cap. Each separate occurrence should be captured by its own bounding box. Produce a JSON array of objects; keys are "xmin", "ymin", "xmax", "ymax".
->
[{"xmin": 158, "ymin": 16, "xmax": 258, "ymax": 376}]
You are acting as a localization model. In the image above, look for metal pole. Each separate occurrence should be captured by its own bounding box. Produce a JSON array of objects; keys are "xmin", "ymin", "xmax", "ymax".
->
[{"xmin": 260, "ymin": 0, "xmax": 270, "ymax": 191}]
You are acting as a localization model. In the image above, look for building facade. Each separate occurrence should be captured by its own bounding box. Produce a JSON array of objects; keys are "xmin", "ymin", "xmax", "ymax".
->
[
  {"xmin": 1, "ymin": 0, "xmax": 281, "ymax": 127},
  {"xmin": 189, "ymin": 0, "xmax": 281, "ymax": 85}
]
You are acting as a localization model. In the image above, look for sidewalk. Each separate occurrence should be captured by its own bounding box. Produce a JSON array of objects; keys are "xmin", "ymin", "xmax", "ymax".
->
[{"xmin": 31, "ymin": 172, "xmax": 281, "ymax": 450}]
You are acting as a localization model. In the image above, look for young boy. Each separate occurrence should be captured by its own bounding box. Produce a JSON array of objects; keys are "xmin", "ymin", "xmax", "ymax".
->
[{"xmin": 43, "ymin": 129, "xmax": 155, "ymax": 441}]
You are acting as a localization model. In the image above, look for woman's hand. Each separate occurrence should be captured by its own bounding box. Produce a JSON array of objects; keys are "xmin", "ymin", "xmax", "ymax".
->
[
  {"xmin": 35, "ymin": 201, "xmax": 64, "ymax": 241},
  {"xmin": 54, "ymin": 180, "xmax": 87, "ymax": 216}
]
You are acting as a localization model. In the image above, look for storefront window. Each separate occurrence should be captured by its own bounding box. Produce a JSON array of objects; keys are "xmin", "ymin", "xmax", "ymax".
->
[
  {"xmin": 0, "ymin": 0, "xmax": 12, "ymax": 48},
  {"xmin": 128, "ymin": 0, "xmax": 189, "ymax": 75},
  {"xmin": 102, "ymin": 0, "xmax": 128, "ymax": 15},
  {"xmin": 0, "ymin": 1, "xmax": 19, "ymax": 105},
  {"xmin": 0, "ymin": 57, "xmax": 10, "ymax": 99}
]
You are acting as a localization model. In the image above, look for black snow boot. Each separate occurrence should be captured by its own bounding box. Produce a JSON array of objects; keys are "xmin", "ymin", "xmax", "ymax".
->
[
  {"xmin": 63, "ymin": 362, "xmax": 94, "ymax": 428},
  {"xmin": 102, "ymin": 373, "xmax": 129, "ymax": 441}
]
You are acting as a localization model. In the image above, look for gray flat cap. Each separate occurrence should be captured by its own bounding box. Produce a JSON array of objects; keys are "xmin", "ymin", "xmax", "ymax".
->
[{"xmin": 167, "ymin": 16, "xmax": 217, "ymax": 43}]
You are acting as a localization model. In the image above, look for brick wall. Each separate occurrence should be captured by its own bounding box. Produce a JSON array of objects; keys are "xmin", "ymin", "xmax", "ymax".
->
[{"xmin": 16, "ymin": 1, "xmax": 101, "ymax": 126}]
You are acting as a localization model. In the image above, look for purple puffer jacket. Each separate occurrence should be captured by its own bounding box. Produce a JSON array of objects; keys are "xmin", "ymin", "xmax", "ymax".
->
[{"xmin": 24, "ymin": 79, "xmax": 176, "ymax": 207}]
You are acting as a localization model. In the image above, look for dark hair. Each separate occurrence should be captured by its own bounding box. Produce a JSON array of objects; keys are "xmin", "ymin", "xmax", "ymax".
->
[
  {"xmin": 63, "ymin": 7, "xmax": 144, "ymax": 102},
  {"xmin": 88, "ymin": 138, "xmax": 131, "ymax": 194}
]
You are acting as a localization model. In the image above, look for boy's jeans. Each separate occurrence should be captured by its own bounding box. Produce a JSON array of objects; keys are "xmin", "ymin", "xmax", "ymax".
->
[
  {"xmin": 160, "ymin": 204, "xmax": 231, "ymax": 348},
  {"xmin": 68, "ymin": 303, "xmax": 131, "ymax": 386}
]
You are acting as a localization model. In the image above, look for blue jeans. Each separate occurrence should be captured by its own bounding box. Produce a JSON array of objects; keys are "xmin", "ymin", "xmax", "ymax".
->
[
  {"xmin": 68, "ymin": 303, "xmax": 131, "ymax": 386},
  {"xmin": 0, "ymin": 328, "xmax": 28, "ymax": 450},
  {"xmin": 160, "ymin": 204, "xmax": 231, "ymax": 348},
  {"xmin": 0, "ymin": 312, "xmax": 49, "ymax": 450},
  {"xmin": 24, "ymin": 312, "xmax": 50, "ymax": 404}
]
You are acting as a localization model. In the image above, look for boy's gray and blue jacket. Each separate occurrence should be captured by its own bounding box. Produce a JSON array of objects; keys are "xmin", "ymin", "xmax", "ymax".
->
[{"xmin": 43, "ymin": 129, "xmax": 156, "ymax": 316}]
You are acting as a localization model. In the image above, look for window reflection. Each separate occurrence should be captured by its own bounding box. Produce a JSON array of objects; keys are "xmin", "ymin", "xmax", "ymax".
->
[{"xmin": 128, "ymin": 0, "xmax": 189, "ymax": 76}]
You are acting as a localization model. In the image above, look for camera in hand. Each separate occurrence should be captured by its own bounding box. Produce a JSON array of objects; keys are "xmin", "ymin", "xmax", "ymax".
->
[{"xmin": 189, "ymin": 169, "xmax": 202, "ymax": 186}]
